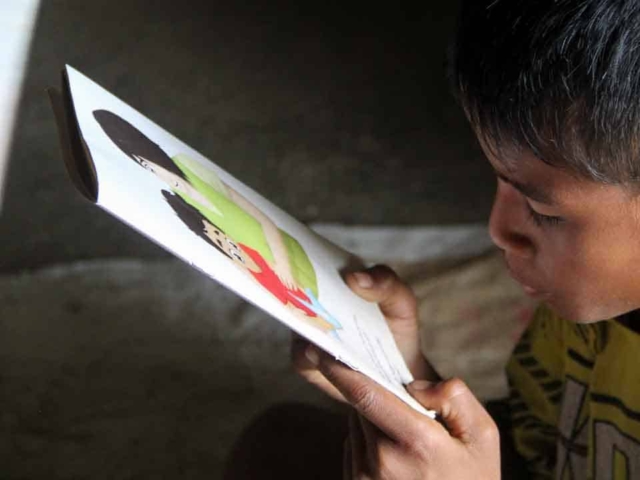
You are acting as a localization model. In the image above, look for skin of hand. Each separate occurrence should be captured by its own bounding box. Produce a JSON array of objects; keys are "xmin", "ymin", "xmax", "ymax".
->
[
  {"xmin": 292, "ymin": 265, "xmax": 440, "ymax": 402},
  {"xmin": 226, "ymin": 185, "xmax": 297, "ymax": 290},
  {"xmin": 292, "ymin": 265, "xmax": 501, "ymax": 479},
  {"xmin": 308, "ymin": 348, "xmax": 501, "ymax": 480}
]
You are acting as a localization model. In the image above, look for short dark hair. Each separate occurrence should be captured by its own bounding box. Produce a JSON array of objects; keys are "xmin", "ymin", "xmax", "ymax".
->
[
  {"xmin": 161, "ymin": 190, "xmax": 230, "ymax": 258},
  {"xmin": 450, "ymin": 0, "xmax": 640, "ymax": 184},
  {"xmin": 93, "ymin": 110, "xmax": 187, "ymax": 180}
]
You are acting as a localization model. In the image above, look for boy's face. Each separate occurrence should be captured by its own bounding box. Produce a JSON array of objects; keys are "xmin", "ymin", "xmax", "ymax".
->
[{"xmin": 482, "ymin": 141, "xmax": 640, "ymax": 323}]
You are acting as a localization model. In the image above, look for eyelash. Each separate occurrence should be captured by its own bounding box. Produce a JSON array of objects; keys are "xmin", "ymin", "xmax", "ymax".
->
[{"xmin": 526, "ymin": 202, "xmax": 563, "ymax": 227}]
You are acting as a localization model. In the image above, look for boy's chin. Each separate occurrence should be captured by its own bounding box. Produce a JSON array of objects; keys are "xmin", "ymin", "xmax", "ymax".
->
[{"xmin": 545, "ymin": 298, "xmax": 634, "ymax": 324}]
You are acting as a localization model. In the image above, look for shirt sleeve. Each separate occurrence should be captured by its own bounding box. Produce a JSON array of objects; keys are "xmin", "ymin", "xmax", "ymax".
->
[
  {"xmin": 506, "ymin": 304, "xmax": 566, "ymax": 479},
  {"xmin": 172, "ymin": 153, "xmax": 229, "ymax": 197}
]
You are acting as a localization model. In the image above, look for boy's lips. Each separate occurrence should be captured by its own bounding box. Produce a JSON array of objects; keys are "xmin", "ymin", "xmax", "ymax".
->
[
  {"xmin": 521, "ymin": 284, "xmax": 540, "ymax": 295},
  {"xmin": 505, "ymin": 260, "xmax": 547, "ymax": 298}
]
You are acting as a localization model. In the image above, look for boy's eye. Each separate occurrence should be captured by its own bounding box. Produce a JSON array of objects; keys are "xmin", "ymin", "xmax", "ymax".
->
[{"xmin": 526, "ymin": 202, "xmax": 563, "ymax": 227}]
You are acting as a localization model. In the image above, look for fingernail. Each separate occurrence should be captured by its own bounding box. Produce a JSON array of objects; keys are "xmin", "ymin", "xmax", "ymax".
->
[
  {"xmin": 305, "ymin": 345, "xmax": 320, "ymax": 366},
  {"xmin": 353, "ymin": 272, "xmax": 373, "ymax": 289},
  {"xmin": 408, "ymin": 380, "xmax": 435, "ymax": 391}
]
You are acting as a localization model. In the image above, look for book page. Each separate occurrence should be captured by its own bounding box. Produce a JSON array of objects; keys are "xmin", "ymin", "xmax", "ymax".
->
[{"xmin": 63, "ymin": 65, "xmax": 433, "ymax": 417}]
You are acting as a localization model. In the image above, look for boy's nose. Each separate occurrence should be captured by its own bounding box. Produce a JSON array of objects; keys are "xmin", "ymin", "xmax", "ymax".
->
[{"xmin": 488, "ymin": 180, "xmax": 535, "ymax": 259}]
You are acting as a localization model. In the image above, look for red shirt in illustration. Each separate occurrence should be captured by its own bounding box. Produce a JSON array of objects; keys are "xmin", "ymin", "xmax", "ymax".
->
[{"xmin": 240, "ymin": 244, "xmax": 316, "ymax": 317}]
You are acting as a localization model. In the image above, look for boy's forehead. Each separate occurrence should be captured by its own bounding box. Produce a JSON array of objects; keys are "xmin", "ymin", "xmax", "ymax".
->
[
  {"xmin": 483, "ymin": 140, "xmax": 640, "ymax": 212},
  {"xmin": 477, "ymin": 136, "xmax": 557, "ymax": 203},
  {"xmin": 497, "ymin": 170, "xmax": 557, "ymax": 205}
]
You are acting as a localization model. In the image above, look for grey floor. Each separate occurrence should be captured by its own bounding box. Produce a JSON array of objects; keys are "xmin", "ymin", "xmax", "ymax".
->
[{"xmin": 0, "ymin": 0, "xmax": 493, "ymax": 272}]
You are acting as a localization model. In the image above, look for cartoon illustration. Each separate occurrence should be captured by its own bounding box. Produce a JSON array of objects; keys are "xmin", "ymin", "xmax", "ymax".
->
[
  {"xmin": 161, "ymin": 190, "xmax": 341, "ymax": 333},
  {"xmin": 93, "ymin": 109, "xmax": 341, "ymax": 335}
]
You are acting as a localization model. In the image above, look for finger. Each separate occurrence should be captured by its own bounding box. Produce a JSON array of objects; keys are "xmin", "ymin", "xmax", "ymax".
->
[
  {"xmin": 345, "ymin": 265, "xmax": 435, "ymax": 379},
  {"xmin": 407, "ymin": 378, "xmax": 498, "ymax": 446},
  {"xmin": 308, "ymin": 345, "xmax": 443, "ymax": 444},
  {"xmin": 290, "ymin": 334, "xmax": 345, "ymax": 402},
  {"xmin": 345, "ymin": 265, "xmax": 418, "ymax": 325}
]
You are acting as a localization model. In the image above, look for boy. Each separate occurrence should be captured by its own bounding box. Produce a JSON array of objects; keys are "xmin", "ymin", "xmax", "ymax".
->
[{"xmin": 293, "ymin": 0, "xmax": 640, "ymax": 478}]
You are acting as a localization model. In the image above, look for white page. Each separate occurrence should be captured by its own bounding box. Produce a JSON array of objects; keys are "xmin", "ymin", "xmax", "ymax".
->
[{"xmin": 65, "ymin": 65, "xmax": 433, "ymax": 417}]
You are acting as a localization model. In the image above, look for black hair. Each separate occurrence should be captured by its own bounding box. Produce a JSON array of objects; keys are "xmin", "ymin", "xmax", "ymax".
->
[
  {"xmin": 451, "ymin": 0, "xmax": 640, "ymax": 184},
  {"xmin": 161, "ymin": 190, "xmax": 231, "ymax": 258},
  {"xmin": 93, "ymin": 110, "xmax": 187, "ymax": 180}
]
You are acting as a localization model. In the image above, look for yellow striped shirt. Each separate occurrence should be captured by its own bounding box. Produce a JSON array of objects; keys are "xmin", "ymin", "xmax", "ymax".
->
[{"xmin": 507, "ymin": 305, "xmax": 640, "ymax": 479}]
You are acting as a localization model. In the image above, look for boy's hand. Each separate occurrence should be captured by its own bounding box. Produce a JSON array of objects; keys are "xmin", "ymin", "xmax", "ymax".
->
[
  {"xmin": 291, "ymin": 265, "xmax": 439, "ymax": 402},
  {"xmin": 308, "ymin": 346, "xmax": 501, "ymax": 480}
]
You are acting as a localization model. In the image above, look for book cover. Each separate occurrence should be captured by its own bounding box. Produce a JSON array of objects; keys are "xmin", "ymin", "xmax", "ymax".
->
[{"xmin": 49, "ymin": 65, "xmax": 432, "ymax": 416}]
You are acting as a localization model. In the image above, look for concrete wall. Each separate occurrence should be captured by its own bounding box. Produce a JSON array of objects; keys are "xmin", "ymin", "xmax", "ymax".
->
[{"xmin": 0, "ymin": 1, "xmax": 494, "ymax": 271}]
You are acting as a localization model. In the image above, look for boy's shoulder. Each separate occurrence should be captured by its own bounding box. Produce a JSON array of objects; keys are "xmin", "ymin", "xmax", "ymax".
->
[{"xmin": 527, "ymin": 303, "xmax": 639, "ymax": 359}]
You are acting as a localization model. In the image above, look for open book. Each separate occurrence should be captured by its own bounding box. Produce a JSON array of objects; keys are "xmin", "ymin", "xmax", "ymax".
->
[{"xmin": 49, "ymin": 65, "xmax": 433, "ymax": 417}]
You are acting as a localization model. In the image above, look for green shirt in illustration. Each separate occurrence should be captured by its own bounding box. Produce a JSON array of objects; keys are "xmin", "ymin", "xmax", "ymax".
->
[{"xmin": 171, "ymin": 154, "xmax": 318, "ymax": 297}]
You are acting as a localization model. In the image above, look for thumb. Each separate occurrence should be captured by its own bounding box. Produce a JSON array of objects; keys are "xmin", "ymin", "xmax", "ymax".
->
[
  {"xmin": 407, "ymin": 378, "xmax": 497, "ymax": 445},
  {"xmin": 345, "ymin": 265, "xmax": 418, "ymax": 325},
  {"xmin": 345, "ymin": 265, "xmax": 430, "ymax": 378}
]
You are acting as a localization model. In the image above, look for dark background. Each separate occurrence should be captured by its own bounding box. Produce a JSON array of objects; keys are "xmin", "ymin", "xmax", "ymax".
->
[
  {"xmin": 0, "ymin": 4, "xmax": 510, "ymax": 479},
  {"xmin": 0, "ymin": 0, "xmax": 493, "ymax": 271}
]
